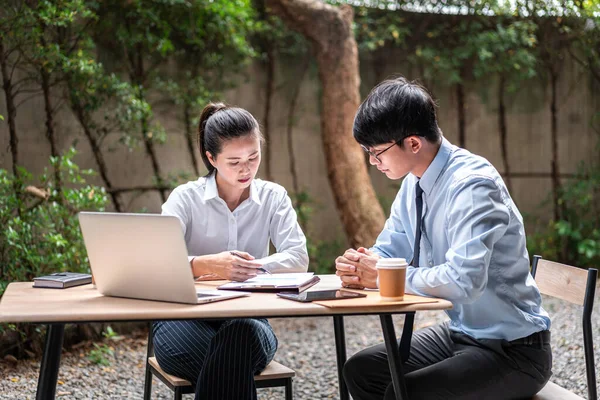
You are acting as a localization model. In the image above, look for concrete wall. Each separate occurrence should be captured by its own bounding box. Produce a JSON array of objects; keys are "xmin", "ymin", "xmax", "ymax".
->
[{"xmin": 1, "ymin": 48, "xmax": 598, "ymax": 244}]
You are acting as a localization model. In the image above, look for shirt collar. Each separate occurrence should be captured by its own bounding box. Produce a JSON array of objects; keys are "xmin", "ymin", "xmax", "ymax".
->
[
  {"xmin": 203, "ymin": 172, "xmax": 262, "ymax": 206},
  {"xmin": 203, "ymin": 173, "xmax": 219, "ymax": 201},
  {"xmin": 249, "ymin": 180, "xmax": 262, "ymax": 206},
  {"xmin": 418, "ymin": 137, "xmax": 454, "ymax": 196}
]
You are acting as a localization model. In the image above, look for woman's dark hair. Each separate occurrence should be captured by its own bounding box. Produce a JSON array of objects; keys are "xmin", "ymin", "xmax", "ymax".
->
[
  {"xmin": 353, "ymin": 76, "xmax": 441, "ymax": 148},
  {"xmin": 198, "ymin": 102, "xmax": 261, "ymax": 175}
]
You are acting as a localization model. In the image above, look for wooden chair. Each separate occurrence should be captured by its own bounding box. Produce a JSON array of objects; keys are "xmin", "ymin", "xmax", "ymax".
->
[
  {"xmin": 142, "ymin": 326, "xmax": 295, "ymax": 400},
  {"xmin": 531, "ymin": 255, "xmax": 598, "ymax": 400}
]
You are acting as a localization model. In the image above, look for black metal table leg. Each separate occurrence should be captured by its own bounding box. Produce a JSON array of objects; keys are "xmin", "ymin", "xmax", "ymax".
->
[
  {"xmin": 36, "ymin": 323, "xmax": 65, "ymax": 400},
  {"xmin": 399, "ymin": 313, "xmax": 415, "ymax": 363},
  {"xmin": 143, "ymin": 323, "xmax": 154, "ymax": 400},
  {"xmin": 380, "ymin": 314, "xmax": 409, "ymax": 400},
  {"xmin": 333, "ymin": 315, "xmax": 349, "ymax": 400}
]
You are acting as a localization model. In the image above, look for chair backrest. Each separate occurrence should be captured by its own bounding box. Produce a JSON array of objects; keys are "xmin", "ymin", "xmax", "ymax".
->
[
  {"xmin": 531, "ymin": 257, "xmax": 591, "ymax": 305},
  {"xmin": 531, "ymin": 255, "xmax": 598, "ymax": 400}
]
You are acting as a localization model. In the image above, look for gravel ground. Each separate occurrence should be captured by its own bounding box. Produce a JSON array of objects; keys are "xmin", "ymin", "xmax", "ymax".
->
[{"xmin": 1, "ymin": 293, "xmax": 598, "ymax": 400}]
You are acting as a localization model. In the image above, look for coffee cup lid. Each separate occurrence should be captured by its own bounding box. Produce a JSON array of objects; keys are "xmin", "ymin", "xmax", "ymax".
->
[{"xmin": 376, "ymin": 258, "xmax": 408, "ymax": 268}]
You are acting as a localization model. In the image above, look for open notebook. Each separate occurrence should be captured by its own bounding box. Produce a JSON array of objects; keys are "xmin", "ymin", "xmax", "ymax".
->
[{"xmin": 218, "ymin": 273, "xmax": 320, "ymax": 293}]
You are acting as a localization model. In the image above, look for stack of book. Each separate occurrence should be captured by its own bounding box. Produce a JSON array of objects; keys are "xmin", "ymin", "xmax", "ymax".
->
[{"xmin": 33, "ymin": 272, "xmax": 92, "ymax": 289}]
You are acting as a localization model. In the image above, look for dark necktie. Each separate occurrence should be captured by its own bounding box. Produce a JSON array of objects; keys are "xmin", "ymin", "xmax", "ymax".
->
[{"xmin": 412, "ymin": 182, "xmax": 424, "ymax": 267}]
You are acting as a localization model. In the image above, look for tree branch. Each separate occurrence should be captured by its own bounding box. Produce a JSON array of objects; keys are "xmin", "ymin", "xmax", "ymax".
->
[
  {"xmin": 22, "ymin": 186, "xmax": 50, "ymax": 214},
  {"xmin": 145, "ymin": 59, "xmax": 162, "ymax": 80},
  {"xmin": 51, "ymin": 99, "xmax": 65, "ymax": 115},
  {"xmin": 13, "ymin": 87, "xmax": 41, "ymax": 96},
  {"xmin": 25, "ymin": 185, "xmax": 49, "ymax": 200},
  {"xmin": 266, "ymin": 0, "xmax": 351, "ymax": 52},
  {"xmin": 568, "ymin": 47, "xmax": 600, "ymax": 84},
  {"xmin": 15, "ymin": 93, "xmax": 39, "ymax": 109},
  {"xmin": 66, "ymin": 19, "xmax": 95, "ymax": 55},
  {"xmin": 8, "ymin": 52, "xmax": 22, "ymax": 81}
]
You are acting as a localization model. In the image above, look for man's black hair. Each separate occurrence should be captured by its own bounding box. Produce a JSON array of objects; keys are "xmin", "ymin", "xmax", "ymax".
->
[{"xmin": 353, "ymin": 76, "xmax": 442, "ymax": 147}]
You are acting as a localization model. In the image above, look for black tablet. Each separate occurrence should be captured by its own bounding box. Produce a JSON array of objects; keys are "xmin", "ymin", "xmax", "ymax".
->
[{"xmin": 277, "ymin": 289, "xmax": 367, "ymax": 303}]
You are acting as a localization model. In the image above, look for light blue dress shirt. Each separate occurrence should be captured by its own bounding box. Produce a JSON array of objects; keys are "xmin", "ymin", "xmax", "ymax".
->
[{"xmin": 372, "ymin": 137, "xmax": 551, "ymax": 341}]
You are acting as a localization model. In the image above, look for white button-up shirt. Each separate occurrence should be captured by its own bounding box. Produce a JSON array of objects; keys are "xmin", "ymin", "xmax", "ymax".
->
[{"xmin": 162, "ymin": 174, "xmax": 309, "ymax": 273}]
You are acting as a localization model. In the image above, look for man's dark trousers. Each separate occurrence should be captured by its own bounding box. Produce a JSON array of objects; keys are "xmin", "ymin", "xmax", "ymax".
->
[{"xmin": 343, "ymin": 321, "xmax": 552, "ymax": 400}]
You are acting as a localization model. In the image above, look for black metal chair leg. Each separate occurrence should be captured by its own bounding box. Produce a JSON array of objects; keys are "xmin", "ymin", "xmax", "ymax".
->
[
  {"xmin": 36, "ymin": 323, "xmax": 65, "ymax": 400},
  {"xmin": 285, "ymin": 377, "xmax": 293, "ymax": 400},
  {"xmin": 143, "ymin": 362, "xmax": 153, "ymax": 400},
  {"xmin": 583, "ymin": 268, "xmax": 598, "ymax": 400},
  {"xmin": 174, "ymin": 387, "xmax": 182, "ymax": 400},
  {"xmin": 333, "ymin": 315, "xmax": 349, "ymax": 400},
  {"xmin": 143, "ymin": 323, "xmax": 154, "ymax": 400}
]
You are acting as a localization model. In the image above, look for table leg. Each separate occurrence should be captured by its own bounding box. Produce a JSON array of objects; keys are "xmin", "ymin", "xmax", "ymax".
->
[
  {"xmin": 380, "ymin": 314, "xmax": 409, "ymax": 400},
  {"xmin": 333, "ymin": 316, "xmax": 349, "ymax": 400},
  {"xmin": 399, "ymin": 313, "xmax": 415, "ymax": 363},
  {"xmin": 143, "ymin": 323, "xmax": 154, "ymax": 400},
  {"xmin": 36, "ymin": 323, "xmax": 65, "ymax": 400}
]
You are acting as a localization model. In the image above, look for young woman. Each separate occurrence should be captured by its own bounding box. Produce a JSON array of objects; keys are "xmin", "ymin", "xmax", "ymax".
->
[{"xmin": 153, "ymin": 103, "xmax": 309, "ymax": 400}]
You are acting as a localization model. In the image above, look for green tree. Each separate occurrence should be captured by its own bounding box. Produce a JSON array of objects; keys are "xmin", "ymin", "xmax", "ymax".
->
[
  {"xmin": 267, "ymin": 0, "xmax": 386, "ymax": 248},
  {"xmin": 93, "ymin": 0, "xmax": 178, "ymax": 202},
  {"xmin": 63, "ymin": 50, "xmax": 152, "ymax": 211},
  {"xmin": 158, "ymin": 0, "xmax": 259, "ymax": 177},
  {"xmin": 0, "ymin": 0, "xmax": 87, "ymax": 197},
  {"xmin": 28, "ymin": 1, "xmax": 97, "ymax": 194},
  {"xmin": 471, "ymin": 20, "xmax": 538, "ymax": 193}
]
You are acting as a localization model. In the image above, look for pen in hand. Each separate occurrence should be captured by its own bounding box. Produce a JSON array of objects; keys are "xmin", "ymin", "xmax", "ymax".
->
[{"xmin": 229, "ymin": 251, "xmax": 271, "ymax": 275}]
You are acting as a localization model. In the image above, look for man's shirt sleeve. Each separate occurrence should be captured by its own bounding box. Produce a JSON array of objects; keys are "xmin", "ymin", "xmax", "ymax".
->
[
  {"xmin": 371, "ymin": 193, "xmax": 412, "ymax": 259},
  {"xmin": 406, "ymin": 177, "xmax": 510, "ymax": 303}
]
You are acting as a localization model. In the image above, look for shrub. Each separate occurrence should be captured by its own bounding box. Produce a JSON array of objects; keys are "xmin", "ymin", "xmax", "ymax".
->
[
  {"xmin": 0, "ymin": 149, "xmax": 108, "ymax": 296},
  {"xmin": 0, "ymin": 149, "xmax": 108, "ymax": 358},
  {"xmin": 527, "ymin": 161, "xmax": 600, "ymax": 269}
]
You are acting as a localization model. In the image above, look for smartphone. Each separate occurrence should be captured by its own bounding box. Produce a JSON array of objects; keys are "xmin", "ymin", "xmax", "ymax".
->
[{"xmin": 277, "ymin": 289, "xmax": 367, "ymax": 303}]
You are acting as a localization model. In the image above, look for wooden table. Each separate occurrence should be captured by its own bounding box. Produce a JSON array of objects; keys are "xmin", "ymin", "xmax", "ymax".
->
[{"xmin": 0, "ymin": 275, "xmax": 452, "ymax": 400}]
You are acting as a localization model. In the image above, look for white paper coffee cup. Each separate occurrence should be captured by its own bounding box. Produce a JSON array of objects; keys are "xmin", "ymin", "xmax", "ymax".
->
[{"xmin": 376, "ymin": 258, "xmax": 408, "ymax": 301}]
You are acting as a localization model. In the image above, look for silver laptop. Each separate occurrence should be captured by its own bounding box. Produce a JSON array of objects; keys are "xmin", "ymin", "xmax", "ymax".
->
[{"xmin": 78, "ymin": 212, "xmax": 249, "ymax": 305}]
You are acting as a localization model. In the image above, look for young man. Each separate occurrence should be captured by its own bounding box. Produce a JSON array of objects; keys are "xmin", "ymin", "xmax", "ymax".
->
[{"xmin": 335, "ymin": 77, "xmax": 552, "ymax": 400}]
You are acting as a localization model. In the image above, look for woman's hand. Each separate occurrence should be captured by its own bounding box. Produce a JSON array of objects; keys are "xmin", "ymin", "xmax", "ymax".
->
[
  {"xmin": 335, "ymin": 247, "xmax": 380, "ymax": 289},
  {"xmin": 193, "ymin": 251, "xmax": 262, "ymax": 282}
]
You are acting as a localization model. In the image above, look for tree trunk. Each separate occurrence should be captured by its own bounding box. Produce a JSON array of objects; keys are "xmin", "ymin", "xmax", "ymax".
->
[
  {"xmin": 0, "ymin": 39, "xmax": 19, "ymax": 178},
  {"xmin": 184, "ymin": 104, "xmax": 200, "ymax": 177},
  {"xmin": 549, "ymin": 67, "xmax": 570, "ymax": 262},
  {"xmin": 129, "ymin": 45, "xmax": 166, "ymax": 202},
  {"xmin": 140, "ymin": 109, "xmax": 166, "ymax": 202},
  {"xmin": 262, "ymin": 45, "xmax": 275, "ymax": 181},
  {"xmin": 549, "ymin": 69, "xmax": 561, "ymax": 223},
  {"xmin": 71, "ymin": 99, "xmax": 123, "ymax": 212},
  {"xmin": 38, "ymin": 27, "xmax": 61, "ymax": 194},
  {"xmin": 0, "ymin": 39, "xmax": 23, "ymax": 217},
  {"xmin": 497, "ymin": 75, "xmax": 512, "ymax": 193},
  {"xmin": 256, "ymin": 0, "xmax": 275, "ymax": 181},
  {"xmin": 456, "ymin": 81, "xmax": 466, "ymax": 148},
  {"xmin": 40, "ymin": 63, "xmax": 62, "ymax": 194},
  {"xmin": 266, "ymin": 0, "xmax": 385, "ymax": 248},
  {"xmin": 372, "ymin": 48, "xmax": 385, "ymax": 85},
  {"xmin": 286, "ymin": 56, "xmax": 310, "ymax": 230}
]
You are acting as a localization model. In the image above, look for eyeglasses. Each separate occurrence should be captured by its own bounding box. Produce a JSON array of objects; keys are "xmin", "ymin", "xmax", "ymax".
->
[{"xmin": 361, "ymin": 140, "xmax": 402, "ymax": 164}]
